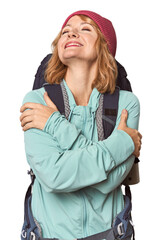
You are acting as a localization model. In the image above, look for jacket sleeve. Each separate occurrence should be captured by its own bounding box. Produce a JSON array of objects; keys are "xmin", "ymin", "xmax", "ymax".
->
[
  {"xmin": 23, "ymin": 90, "xmax": 135, "ymax": 193},
  {"xmin": 90, "ymin": 155, "xmax": 135, "ymax": 194}
]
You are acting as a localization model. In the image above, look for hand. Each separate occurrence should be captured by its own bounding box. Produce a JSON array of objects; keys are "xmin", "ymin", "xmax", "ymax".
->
[
  {"xmin": 117, "ymin": 109, "xmax": 142, "ymax": 158},
  {"xmin": 20, "ymin": 92, "xmax": 59, "ymax": 131}
]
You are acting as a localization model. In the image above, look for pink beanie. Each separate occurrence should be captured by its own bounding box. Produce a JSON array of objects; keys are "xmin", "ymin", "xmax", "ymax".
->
[{"xmin": 62, "ymin": 10, "xmax": 117, "ymax": 57}]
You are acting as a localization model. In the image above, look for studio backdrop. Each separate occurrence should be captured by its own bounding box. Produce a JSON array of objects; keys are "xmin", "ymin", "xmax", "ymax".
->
[{"xmin": 0, "ymin": 1, "xmax": 161, "ymax": 239}]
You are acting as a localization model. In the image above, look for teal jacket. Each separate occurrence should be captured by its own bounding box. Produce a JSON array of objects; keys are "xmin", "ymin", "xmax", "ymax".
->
[{"xmin": 22, "ymin": 79, "xmax": 140, "ymax": 239}]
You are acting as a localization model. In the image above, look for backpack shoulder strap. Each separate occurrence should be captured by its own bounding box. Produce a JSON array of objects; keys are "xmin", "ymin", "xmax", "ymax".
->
[
  {"xmin": 102, "ymin": 87, "xmax": 120, "ymax": 139},
  {"xmin": 44, "ymin": 83, "xmax": 65, "ymax": 115}
]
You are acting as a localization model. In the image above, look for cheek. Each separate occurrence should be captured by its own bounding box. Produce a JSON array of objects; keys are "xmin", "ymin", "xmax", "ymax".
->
[
  {"xmin": 57, "ymin": 41, "xmax": 64, "ymax": 60},
  {"xmin": 87, "ymin": 35, "xmax": 97, "ymax": 47},
  {"xmin": 88, "ymin": 39, "xmax": 98, "ymax": 56}
]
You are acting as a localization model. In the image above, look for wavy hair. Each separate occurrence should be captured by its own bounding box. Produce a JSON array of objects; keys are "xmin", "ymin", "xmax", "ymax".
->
[{"xmin": 45, "ymin": 15, "xmax": 118, "ymax": 94}]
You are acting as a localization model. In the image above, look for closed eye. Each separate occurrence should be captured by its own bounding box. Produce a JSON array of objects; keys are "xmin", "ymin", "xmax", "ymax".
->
[
  {"xmin": 82, "ymin": 28, "xmax": 91, "ymax": 31},
  {"xmin": 62, "ymin": 28, "xmax": 91, "ymax": 35},
  {"xmin": 62, "ymin": 31, "xmax": 69, "ymax": 35}
]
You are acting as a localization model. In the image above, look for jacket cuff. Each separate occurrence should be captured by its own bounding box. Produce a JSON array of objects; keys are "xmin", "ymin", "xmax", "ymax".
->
[{"xmin": 43, "ymin": 111, "xmax": 62, "ymax": 135}]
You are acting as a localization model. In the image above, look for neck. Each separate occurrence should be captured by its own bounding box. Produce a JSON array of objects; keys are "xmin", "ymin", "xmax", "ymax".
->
[{"xmin": 64, "ymin": 61, "xmax": 97, "ymax": 106}]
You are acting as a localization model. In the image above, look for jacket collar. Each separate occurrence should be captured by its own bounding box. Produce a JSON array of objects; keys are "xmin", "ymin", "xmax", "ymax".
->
[{"xmin": 62, "ymin": 79, "xmax": 101, "ymax": 112}]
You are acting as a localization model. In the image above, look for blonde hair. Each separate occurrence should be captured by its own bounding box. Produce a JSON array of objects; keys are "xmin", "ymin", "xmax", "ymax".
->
[{"xmin": 45, "ymin": 15, "xmax": 118, "ymax": 94}]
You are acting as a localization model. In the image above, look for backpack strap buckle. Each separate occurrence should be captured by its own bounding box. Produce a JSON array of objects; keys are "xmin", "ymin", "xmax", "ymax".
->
[
  {"xmin": 21, "ymin": 229, "xmax": 27, "ymax": 238},
  {"xmin": 117, "ymin": 222, "xmax": 125, "ymax": 236},
  {"xmin": 30, "ymin": 231, "xmax": 36, "ymax": 240}
]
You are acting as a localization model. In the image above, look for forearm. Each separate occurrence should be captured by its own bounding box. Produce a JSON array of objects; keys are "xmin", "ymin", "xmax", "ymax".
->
[
  {"xmin": 43, "ymin": 111, "xmax": 93, "ymax": 150},
  {"xmin": 90, "ymin": 155, "xmax": 135, "ymax": 194}
]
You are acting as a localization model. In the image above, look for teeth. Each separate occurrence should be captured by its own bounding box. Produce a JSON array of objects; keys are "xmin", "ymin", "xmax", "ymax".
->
[{"xmin": 66, "ymin": 43, "xmax": 82, "ymax": 47}]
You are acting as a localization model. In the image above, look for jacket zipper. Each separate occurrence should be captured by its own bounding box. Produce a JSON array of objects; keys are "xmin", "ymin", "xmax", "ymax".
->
[
  {"xmin": 82, "ymin": 107, "xmax": 87, "ymax": 134},
  {"xmin": 81, "ymin": 108, "xmax": 88, "ymax": 237},
  {"xmin": 80, "ymin": 191, "xmax": 88, "ymax": 237}
]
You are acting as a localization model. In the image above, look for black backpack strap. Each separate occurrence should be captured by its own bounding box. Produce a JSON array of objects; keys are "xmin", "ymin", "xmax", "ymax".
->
[
  {"xmin": 33, "ymin": 54, "xmax": 52, "ymax": 90},
  {"xmin": 22, "ymin": 170, "xmax": 36, "ymax": 231},
  {"xmin": 44, "ymin": 84, "xmax": 65, "ymax": 115},
  {"xmin": 102, "ymin": 87, "xmax": 120, "ymax": 139}
]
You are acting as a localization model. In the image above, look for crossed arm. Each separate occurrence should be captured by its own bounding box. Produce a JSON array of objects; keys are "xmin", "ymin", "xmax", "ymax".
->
[{"xmin": 20, "ymin": 90, "xmax": 141, "ymax": 193}]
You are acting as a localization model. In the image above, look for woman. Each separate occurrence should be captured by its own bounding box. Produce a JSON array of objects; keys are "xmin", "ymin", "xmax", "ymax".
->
[{"xmin": 20, "ymin": 10, "xmax": 142, "ymax": 240}]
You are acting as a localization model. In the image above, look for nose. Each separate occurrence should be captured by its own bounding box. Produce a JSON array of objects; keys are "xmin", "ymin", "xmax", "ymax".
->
[{"xmin": 68, "ymin": 30, "xmax": 79, "ymax": 38}]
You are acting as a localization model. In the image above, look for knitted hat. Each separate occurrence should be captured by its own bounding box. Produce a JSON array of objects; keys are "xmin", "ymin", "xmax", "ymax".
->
[{"xmin": 62, "ymin": 10, "xmax": 117, "ymax": 57}]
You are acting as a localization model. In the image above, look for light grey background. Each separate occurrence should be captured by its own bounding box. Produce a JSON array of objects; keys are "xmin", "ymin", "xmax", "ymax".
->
[{"xmin": 0, "ymin": 0, "xmax": 161, "ymax": 239}]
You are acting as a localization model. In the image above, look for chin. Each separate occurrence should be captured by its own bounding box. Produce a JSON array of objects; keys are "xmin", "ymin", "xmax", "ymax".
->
[{"xmin": 61, "ymin": 53, "xmax": 84, "ymax": 62}]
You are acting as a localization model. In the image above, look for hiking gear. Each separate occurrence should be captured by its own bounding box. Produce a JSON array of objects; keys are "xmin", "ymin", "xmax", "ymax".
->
[
  {"xmin": 22, "ymin": 53, "xmax": 139, "ymax": 240},
  {"xmin": 62, "ymin": 10, "xmax": 117, "ymax": 57}
]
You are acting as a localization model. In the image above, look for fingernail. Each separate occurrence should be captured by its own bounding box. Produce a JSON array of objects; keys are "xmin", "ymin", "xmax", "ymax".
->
[{"xmin": 123, "ymin": 109, "xmax": 127, "ymax": 114}]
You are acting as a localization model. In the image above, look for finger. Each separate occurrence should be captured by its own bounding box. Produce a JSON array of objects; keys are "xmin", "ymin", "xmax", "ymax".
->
[
  {"xmin": 138, "ymin": 132, "xmax": 142, "ymax": 139},
  {"xmin": 139, "ymin": 138, "xmax": 142, "ymax": 145},
  {"xmin": 44, "ymin": 92, "xmax": 56, "ymax": 108},
  {"xmin": 22, "ymin": 122, "xmax": 34, "ymax": 131},
  {"xmin": 135, "ymin": 151, "xmax": 140, "ymax": 158},
  {"xmin": 20, "ymin": 109, "xmax": 34, "ymax": 122},
  {"xmin": 20, "ymin": 102, "xmax": 34, "ymax": 112},
  {"xmin": 119, "ymin": 109, "xmax": 128, "ymax": 127},
  {"xmin": 20, "ymin": 102, "xmax": 43, "ymax": 112},
  {"xmin": 21, "ymin": 116, "xmax": 33, "ymax": 127},
  {"xmin": 121, "ymin": 109, "xmax": 128, "ymax": 120}
]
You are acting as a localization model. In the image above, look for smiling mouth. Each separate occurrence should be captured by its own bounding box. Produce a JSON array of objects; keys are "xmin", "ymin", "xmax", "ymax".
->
[{"xmin": 65, "ymin": 42, "xmax": 83, "ymax": 49}]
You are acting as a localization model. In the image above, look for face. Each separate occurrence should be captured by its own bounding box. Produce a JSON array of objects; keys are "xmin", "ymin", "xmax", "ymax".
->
[{"xmin": 58, "ymin": 15, "xmax": 98, "ymax": 66}]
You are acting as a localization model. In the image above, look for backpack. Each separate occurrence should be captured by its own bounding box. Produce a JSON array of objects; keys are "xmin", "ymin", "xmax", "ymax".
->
[{"xmin": 21, "ymin": 54, "xmax": 139, "ymax": 240}]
